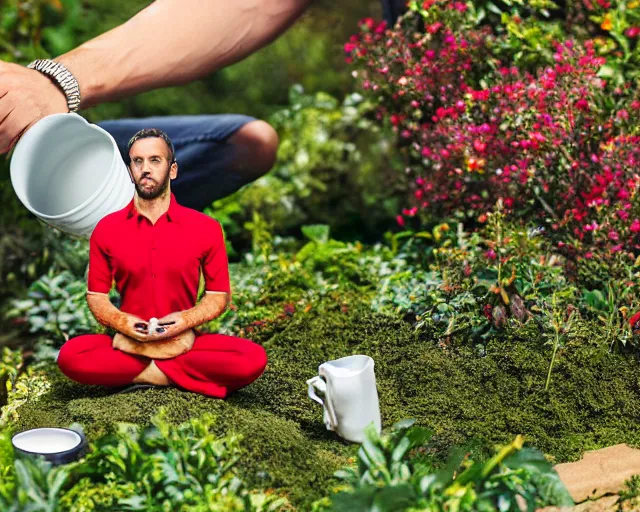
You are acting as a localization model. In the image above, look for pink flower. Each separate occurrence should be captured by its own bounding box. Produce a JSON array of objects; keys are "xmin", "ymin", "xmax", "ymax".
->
[
  {"xmin": 626, "ymin": 27, "xmax": 640, "ymax": 38},
  {"xmin": 630, "ymin": 219, "xmax": 640, "ymax": 233},
  {"xmin": 575, "ymin": 98, "xmax": 589, "ymax": 111},
  {"xmin": 485, "ymin": 249, "xmax": 497, "ymax": 260},
  {"xmin": 374, "ymin": 21, "xmax": 387, "ymax": 34},
  {"xmin": 396, "ymin": 215, "xmax": 405, "ymax": 227},
  {"xmin": 608, "ymin": 230, "xmax": 619, "ymax": 241},
  {"xmin": 473, "ymin": 140, "xmax": 486, "ymax": 153},
  {"xmin": 344, "ymin": 42, "xmax": 357, "ymax": 53}
]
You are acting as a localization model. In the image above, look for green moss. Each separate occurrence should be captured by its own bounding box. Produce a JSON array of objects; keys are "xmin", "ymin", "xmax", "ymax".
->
[{"xmin": 12, "ymin": 301, "xmax": 640, "ymax": 508}]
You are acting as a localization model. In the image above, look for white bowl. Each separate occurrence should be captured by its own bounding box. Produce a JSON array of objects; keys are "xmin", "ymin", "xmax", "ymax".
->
[{"xmin": 12, "ymin": 427, "xmax": 86, "ymax": 464}]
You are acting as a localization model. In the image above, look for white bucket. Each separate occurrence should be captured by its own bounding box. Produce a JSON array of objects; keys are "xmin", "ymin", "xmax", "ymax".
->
[{"xmin": 10, "ymin": 113, "xmax": 134, "ymax": 239}]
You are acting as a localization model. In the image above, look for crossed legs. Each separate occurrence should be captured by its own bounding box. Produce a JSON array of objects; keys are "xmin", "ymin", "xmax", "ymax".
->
[{"xmin": 57, "ymin": 333, "xmax": 268, "ymax": 399}]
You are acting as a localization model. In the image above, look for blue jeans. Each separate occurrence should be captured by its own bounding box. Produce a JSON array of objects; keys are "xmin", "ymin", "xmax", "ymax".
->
[{"xmin": 97, "ymin": 114, "xmax": 257, "ymax": 211}]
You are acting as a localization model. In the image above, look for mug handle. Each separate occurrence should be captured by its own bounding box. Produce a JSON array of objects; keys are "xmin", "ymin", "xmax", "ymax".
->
[
  {"xmin": 307, "ymin": 375, "xmax": 326, "ymax": 407},
  {"xmin": 306, "ymin": 375, "xmax": 338, "ymax": 430}
]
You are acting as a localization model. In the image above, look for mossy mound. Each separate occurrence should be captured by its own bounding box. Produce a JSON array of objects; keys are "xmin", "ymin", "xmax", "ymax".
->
[{"xmin": 12, "ymin": 301, "xmax": 640, "ymax": 508}]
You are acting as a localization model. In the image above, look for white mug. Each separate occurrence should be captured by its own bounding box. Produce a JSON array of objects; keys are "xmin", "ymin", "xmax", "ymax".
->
[
  {"xmin": 307, "ymin": 354, "xmax": 382, "ymax": 443},
  {"xmin": 10, "ymin": 113, "xmax": 134, "ymax": 239}
]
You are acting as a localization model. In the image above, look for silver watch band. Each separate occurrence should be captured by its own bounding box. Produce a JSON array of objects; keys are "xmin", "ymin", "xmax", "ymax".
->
[{"xmin": 27, "ymin": 59, "xmax": 81, "ymax": 113}]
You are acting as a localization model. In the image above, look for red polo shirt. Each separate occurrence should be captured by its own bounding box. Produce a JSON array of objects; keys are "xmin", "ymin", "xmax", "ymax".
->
[{"xmin": 87, "ymin": 192, "xmax": 230, "ymax": 320}]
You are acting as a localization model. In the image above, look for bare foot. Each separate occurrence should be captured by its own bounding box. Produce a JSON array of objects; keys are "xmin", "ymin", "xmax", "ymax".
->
[{"xmin": 133, "ymin": 360, "xmax": 171, "ymax": 386}]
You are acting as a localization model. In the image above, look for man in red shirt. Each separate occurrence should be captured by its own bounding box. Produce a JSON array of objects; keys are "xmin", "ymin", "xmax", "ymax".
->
[{"xmin": 56, "ymin": 128, "xmax": 267, "ymax": 398}]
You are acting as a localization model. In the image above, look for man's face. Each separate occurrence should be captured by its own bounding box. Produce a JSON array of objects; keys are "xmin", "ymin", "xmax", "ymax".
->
[{"xmin": 128, "ymin": 137, "xmax": 176, "ymax": 200}]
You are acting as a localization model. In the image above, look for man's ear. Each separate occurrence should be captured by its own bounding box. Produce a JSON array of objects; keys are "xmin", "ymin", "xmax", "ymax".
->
[{"xmin": 170, "ymin": 161, "xmax": 178, "ymax": 179}]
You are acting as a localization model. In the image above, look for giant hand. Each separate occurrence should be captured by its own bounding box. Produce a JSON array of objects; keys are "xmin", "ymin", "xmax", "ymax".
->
[{"xmin": 0, "ymin": 62, "xmax": 68, "ymax": 154}]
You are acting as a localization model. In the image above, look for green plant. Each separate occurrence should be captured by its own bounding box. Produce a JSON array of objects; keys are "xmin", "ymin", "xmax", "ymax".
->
[
  {"xmin": 315, "ymin": 419, "xmax": 573, "ymax": 511},
  {"xmin": 0, "ymin": 453, "xmax": 71, "ymax": 512},
  {"xmin": 207, "ymin": 85, "xmax": 401, "ymax": 255},
  {"xmin": 617, "ymin": 474, "xmax": 640, "ymax": 511},
  {"xmin": 6, "ymin": 269, "xmax": 103, "ymax": 344},
  {"xmin": 0, "ymin": 348, "xmax": 22, "ymax": 408},
  {"xmin": 0, "ymin": 409, "xmax": 288, "ymax": 511},
  {"xmin": 581, "ymin": 283, "xmax": 633, "ymax": 350},
  {"xmin": 534, "ymin": 292, "xmax": 578, "ymax": 391}
]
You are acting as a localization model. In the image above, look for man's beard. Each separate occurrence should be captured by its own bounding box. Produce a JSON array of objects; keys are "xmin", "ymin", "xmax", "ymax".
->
[{"xmin": 135, "ymin": 172, "xmax": 170, "ymax": 200}]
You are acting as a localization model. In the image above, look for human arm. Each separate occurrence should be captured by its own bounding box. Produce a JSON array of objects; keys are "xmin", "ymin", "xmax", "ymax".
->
[
  {"xmin": 86, "ymin": 221, "xmax": 155, "ymax": 342},
  {"xmin": 86, "ymin": 292, "xmax": 154, "ymax": 341},
  {"xmin": 0, "ymin": 0, "xmax": 313, "ymax": 152},
  {"xmin": 156, "ymin": 292, "xmax": 229, "ymax": 336}
]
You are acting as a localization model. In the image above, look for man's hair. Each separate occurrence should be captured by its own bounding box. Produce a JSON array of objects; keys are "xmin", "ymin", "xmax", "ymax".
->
[{"xmin": 127, "ymin": 128, "xmax": 176, "ymax": 165}]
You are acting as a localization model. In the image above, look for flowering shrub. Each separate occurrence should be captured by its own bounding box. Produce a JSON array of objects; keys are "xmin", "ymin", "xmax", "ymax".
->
[
  {"xmin": 570, "ymin": 0, "xmax": 640, "ymax": 86},
  {"xmin": 346, "ymin": 3, "xmax": 640, "ymax": 257}
]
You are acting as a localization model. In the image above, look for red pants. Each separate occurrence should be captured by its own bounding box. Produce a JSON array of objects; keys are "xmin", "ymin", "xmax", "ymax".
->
[{"xmin": 57, "ymin": 333, "xmax": 267, "ymax": 398}]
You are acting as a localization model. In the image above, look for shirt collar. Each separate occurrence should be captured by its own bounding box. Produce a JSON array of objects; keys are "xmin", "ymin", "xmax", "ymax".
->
[{"xmin": 126, "ymin": 192, "xmax": 183, "ymax": 223}]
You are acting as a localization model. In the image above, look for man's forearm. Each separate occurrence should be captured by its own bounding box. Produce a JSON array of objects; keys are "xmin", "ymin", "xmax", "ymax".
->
[
  {"xmin": 55, "ymin": 0, "xmax": 312, "ymax": 109},
  {"xmin": 86, "ymin": 293, "xmax": 125, "ymax": 331},
  {"xmin": 182, "ymin": 292, "xmax": 229, "ymax": 330}
]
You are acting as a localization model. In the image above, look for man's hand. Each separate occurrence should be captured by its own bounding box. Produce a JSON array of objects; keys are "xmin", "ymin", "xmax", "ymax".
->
[
  {"xmin": 113, "ymin": 329, "xmax": 196, "ymax": 358},
  {"xmin": 0, "ymin": 62, "xmax": 69, "ymax": 154},
  {"xmin": 113, "ymin": 312, "xmax": 154, "ymax": 342},
  {"xmin": 155, "ymin": 311, "xmax": 189, "ymax": 338}
]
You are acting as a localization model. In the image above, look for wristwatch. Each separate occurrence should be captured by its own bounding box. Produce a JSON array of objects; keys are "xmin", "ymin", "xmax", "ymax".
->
[{"xmin": 27, "ymin": 59, "xmax": 81, "ymax": 113}]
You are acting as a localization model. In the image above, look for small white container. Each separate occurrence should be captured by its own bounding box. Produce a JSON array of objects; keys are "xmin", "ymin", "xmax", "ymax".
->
[
  {"xmin": 12, "ymin": 427, "xmax": 87, "ymax": 465},
  {"xmin": 10, "ymin": 113, "xmax": 134, "ymax": 239}
]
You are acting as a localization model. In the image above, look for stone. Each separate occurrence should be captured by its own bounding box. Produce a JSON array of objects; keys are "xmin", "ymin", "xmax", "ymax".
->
[
  {"xmin": 538, "ymin": 495, "xmax": 619, "ymax": 512},
  {"xmin": 554, "ymin": 444, "xmax": 640, "ymax": 503}
]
